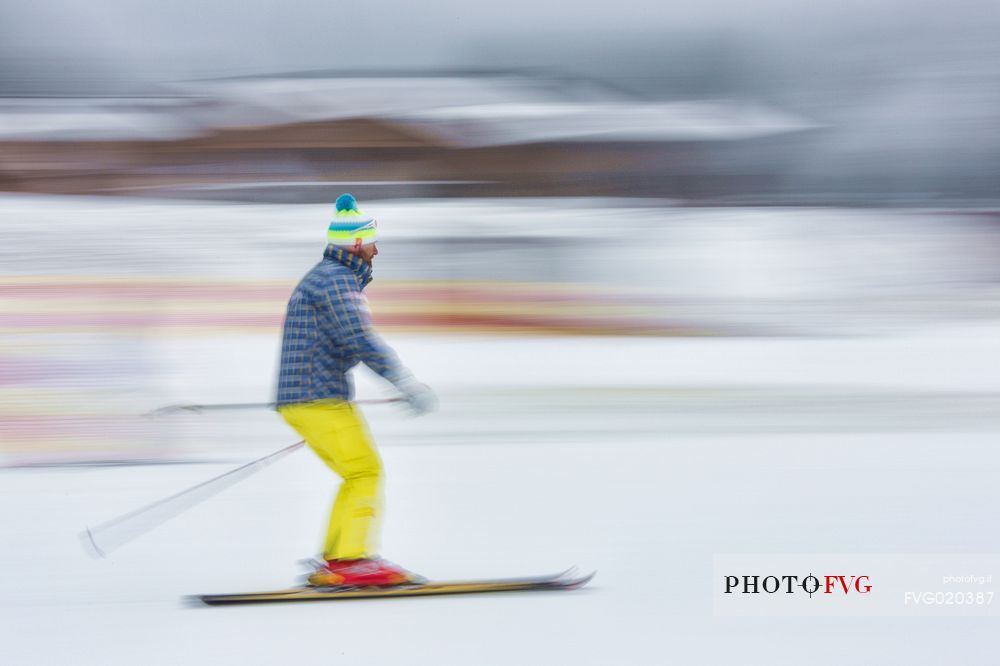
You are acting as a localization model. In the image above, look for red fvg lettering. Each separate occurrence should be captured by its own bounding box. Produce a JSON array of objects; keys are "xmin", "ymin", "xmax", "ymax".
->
[{"xmin": 824, "ymin": 575, "xmax": 872, "ymax": 594}]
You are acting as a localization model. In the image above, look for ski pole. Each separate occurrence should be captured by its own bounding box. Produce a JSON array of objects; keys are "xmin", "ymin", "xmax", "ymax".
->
[
  {"xmin": 146, "ymin": 397, "xmax": 401, "ymax": 417},
  {"xmin": 85, "ymin": 397, "xmax": 406, "ymax": 557},
  {"xmin": 81, "ymin": 440, "xmax": 307, "ymax": 559}
]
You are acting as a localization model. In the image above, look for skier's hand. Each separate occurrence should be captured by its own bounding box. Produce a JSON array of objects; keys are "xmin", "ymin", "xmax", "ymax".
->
[{"xmin": 399, "ymin": 381, "xmax": 437, "ymax": 416}]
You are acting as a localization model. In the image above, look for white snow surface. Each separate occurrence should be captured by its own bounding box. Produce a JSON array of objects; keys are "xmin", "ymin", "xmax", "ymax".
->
[
  {"xmin": 3, "ymin": 326, "xmax": 1000, "ymax": 664},
  {"xmin": 3, "ymin": 195, "xmax": 1000, "ymax": 662}
]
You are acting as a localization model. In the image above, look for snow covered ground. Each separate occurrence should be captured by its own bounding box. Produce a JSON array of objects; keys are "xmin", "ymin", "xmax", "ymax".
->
[
  {"xmin": 3, "ymin": 195, "xmax": 1000, "ymax": 662},
  {"xmin": 3, "ymin": 324, "xmax": 1000, "ymax": 664}
]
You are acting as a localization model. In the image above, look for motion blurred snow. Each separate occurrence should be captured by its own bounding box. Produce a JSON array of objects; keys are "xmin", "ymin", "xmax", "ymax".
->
[
  {"xmin": 2, "ymin": 196, "xmax": 1000, "ymax": 663},
  {"xmin": 2, "ymin": 195, "xmax": 999, "ymax": 464}
]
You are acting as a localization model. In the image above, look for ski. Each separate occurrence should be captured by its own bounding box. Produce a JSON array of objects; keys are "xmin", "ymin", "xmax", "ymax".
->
[{"xmin": 194, "ymin": 569, "xmax": 594, "ymax": 605}]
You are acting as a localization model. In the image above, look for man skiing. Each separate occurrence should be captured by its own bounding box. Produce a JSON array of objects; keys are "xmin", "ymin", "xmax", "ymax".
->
[{"xmin": 276, "ymin": 193, "xmax": 435, "ymax": 588}]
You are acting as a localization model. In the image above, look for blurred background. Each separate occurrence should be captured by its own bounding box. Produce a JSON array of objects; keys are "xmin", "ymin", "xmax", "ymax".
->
[
  {"xmin": 2, "ymin": 2, "xmax": 1000, "ymax": 661},
  {"xmin": 2, "ymin": 0, "xmax": 999, "ymax": 465}
]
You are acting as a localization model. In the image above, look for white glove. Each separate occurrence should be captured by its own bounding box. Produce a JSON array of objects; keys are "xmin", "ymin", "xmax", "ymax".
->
[{"xmin": 398, "ymin": 380, "xmax": 437, "ymax": 416}]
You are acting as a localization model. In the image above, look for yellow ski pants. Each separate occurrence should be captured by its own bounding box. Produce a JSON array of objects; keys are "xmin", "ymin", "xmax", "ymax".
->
[{"xmin": 278, "ymin": 401, "xmax": 383, "ymax": 561}]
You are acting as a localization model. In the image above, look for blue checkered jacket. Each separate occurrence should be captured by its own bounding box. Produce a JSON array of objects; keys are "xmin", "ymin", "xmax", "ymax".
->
[{"xmin": 276, "ymin": 245, "xmax": 403, "ymax": 405}]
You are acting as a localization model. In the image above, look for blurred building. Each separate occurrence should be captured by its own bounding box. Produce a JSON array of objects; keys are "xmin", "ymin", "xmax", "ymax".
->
[{"xmin": 0, "ymin": 73, "xmax": 817, "ymax": 202}]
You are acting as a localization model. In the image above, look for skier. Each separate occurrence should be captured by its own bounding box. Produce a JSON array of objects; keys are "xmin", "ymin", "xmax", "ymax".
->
[{"xmin": 276, "ymin": 193, "xmax": 436, "ymax": 588}]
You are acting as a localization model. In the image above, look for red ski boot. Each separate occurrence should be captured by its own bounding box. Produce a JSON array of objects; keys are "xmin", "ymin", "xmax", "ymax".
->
[{"xmin": 308, "ymin": 557, "xmax": 425, "ymax": 588}]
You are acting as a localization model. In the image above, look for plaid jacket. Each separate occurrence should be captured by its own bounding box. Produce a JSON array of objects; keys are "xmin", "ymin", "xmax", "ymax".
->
[{"xmin": 276, "ymin": 245, "xmax": 402, "ymax": 405}]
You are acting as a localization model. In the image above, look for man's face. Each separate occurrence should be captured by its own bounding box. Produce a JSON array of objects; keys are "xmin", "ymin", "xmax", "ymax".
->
[{"xmin": 357, "ymin": 243, "xmax": 378, "ymax": 264}]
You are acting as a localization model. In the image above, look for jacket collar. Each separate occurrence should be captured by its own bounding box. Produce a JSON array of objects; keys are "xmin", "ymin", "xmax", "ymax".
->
[{"xmin": 323, "ymin": 245, "xmax": 373, "ymax": 288}]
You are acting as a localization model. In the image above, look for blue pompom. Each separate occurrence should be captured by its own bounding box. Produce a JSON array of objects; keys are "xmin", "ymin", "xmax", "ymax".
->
[{"xmin": 335, "ymin": 193, "xmax": 358, "ymax": 212}]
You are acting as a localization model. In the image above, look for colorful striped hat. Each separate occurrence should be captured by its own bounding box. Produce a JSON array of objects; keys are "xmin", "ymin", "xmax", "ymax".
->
[{"xmin": 327, "ymin": 193, "xmax": 378, "ymax": 247}]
